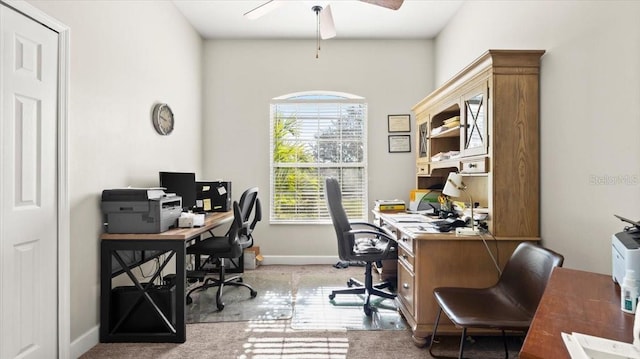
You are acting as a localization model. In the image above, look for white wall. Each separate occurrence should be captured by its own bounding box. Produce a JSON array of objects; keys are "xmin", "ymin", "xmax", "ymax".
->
[
  {"xmin": 202, "ymin": 39, "xmax": 432, "ymax": 259},
  {"xmin": 27, "ymin": 0, "xmax": 203, "ymax": 344},
  {"xmin": 435, "ymin": 0, "xmax": 640, "ymax": 274}
]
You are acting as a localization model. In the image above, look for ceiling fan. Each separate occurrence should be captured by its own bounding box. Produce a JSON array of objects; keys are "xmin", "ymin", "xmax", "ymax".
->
[{"xmin": 243, "ymin": 0, "xmax": 405, "ymax": 40}]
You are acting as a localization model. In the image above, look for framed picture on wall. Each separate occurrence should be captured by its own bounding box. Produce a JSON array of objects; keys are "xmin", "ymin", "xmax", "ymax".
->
[
  {"xmin": 388, "ymin": 135, "xmax": 411, "ymax": 153},
  {"xmin": 388, "ymin": 114, "xmax": 411, "ymax": 132}
]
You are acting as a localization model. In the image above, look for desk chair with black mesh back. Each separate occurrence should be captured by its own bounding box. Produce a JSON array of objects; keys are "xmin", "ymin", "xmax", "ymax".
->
[
  {"xmin": 238, "ymin": 187, "xmax": 261, "ymax": 244},
  {"xmin": 185, "ymin": 189, "xmax": 261, "ymax": 310},
  {"xmin": 429, "ymin": 242, "xmax": 564, "ymax": 359},
  {"xmin": 324, "ymin": 177, "xmax": 398, "ymax": 316}
]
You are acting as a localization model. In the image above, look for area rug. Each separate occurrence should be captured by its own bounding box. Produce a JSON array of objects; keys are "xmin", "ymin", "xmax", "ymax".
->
[
  {"xmin": 186, "ymin": 271, "xmax": 293, "ymax": 323},
  {"xmin": 291, "ymin": 274, "xmax": 407, "ymax": 331}
]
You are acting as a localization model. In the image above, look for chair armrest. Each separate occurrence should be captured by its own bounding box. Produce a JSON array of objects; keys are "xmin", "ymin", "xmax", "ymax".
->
[
  {"xmin": 345, "ymin": 228, "xmax": 397, "ymax": 257},
  {"xmin": 348, "ymin": 228, "xmax": 396, "ymax": 243}
]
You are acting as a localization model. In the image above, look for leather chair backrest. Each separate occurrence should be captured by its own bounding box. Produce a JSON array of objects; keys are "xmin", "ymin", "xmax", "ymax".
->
[
  {"xmin": 325, "ymin": 177, "xmax": 355, "ymax": 261},
  {"xmin": 497, "ymin": 242, "xmax": 564, "ymax": 316}
]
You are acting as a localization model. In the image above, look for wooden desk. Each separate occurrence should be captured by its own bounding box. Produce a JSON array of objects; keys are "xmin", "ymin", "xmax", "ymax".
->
[
  {"xmin": 520, "ymin": 267, "xmax": 634, "ymax": 359},
  {"xmin": 99, "ymin": 211, "xmax": 233, "ymax": 343},
  {"xmin": 374, "ymin": 211, "xmax": 533, "ymax": 346}
]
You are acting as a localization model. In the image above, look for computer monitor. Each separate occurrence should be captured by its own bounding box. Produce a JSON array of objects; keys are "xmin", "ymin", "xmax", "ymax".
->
[{"xmin": 159, "ymin": 171, "xmax": 196, "ymax": 212}]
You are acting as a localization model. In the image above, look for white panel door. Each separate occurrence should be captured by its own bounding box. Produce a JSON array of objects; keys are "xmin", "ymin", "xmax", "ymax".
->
[{"xmin": 0, "ymin": 4, "xmax": 59, "ymax": 358}]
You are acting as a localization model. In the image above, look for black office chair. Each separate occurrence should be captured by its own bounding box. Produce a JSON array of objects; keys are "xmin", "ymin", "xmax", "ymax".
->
[
  {"xmin": 429, "ymin": 242, "xmax": 564, "ymax": 359},
  {"xmin": 324, "ymin": 177, "xmax": 398, "ymax": 316},
  {"xmin": 185, "ymin": 193, "xmax": 260, "ymax": 310},
  {"xmin": 238, "ymin": 187, "xmax": 261, "ymax": 244}
]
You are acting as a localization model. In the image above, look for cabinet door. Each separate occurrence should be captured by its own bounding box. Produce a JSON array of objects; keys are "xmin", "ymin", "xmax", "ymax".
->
[
  {"xmin": 416, "ymin": 115, "xmax": 429, "ymax": 175},
  {"xmin": 461, "ymin": 83, "xmax": 489, "ymax": 157}
]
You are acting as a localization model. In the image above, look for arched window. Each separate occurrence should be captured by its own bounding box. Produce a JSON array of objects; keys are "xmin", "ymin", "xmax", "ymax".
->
[{"xmin": 270, "ymin": 91, "xmax": 368, "ymax": 223}]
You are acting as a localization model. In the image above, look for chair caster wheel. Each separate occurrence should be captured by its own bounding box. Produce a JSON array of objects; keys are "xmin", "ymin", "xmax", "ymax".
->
[
  {"xmin": 250, "ymin": 290, "xmax": 258, "ymax": 298},
  {"xmin": 217, "ymin": 303, "xmax": 225, "ymax": 311},
  {"xmin": 364, "ymin": 304, "xmax": 372, "ymax": 316},
  {"xmin": 329, "ymin": 293, "xmax": 336, "ymax": 300},
  {"xmin": 238, "ymin": 277, "xmax": 244, "ymax": 283},
  {"xmin": 186, "ymin": 296, "xmax": 193, "ymax": 305}
]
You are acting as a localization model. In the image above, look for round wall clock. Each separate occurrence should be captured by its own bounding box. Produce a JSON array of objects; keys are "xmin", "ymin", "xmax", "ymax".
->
[{"xmin": 152, "ymin": 103, "xmax": 174, "ymax": 135}]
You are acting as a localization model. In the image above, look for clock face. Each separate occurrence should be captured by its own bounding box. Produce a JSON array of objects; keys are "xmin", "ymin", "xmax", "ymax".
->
[{"xmin": 152, "ymin": 103, "xmax": 174, "ymax": 135}]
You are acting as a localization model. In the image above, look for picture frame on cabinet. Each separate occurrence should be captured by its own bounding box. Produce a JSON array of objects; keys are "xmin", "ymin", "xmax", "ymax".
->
[
  {"xmin": 388, "ymin": 135, "xmax": 411, "ymax": 153},
  {"xmin": 388, "ymin": 114, "xmax": 411, "ymax": 132}
]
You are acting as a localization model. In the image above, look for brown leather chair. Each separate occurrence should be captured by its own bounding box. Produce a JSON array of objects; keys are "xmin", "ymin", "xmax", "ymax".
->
[{"xmin": 429, "ymin": 242, "xmax": 564, "ymax": 359}]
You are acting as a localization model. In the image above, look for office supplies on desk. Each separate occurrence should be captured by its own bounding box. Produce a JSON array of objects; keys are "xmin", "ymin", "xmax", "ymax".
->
[
  {"xmin": 430, "ymin": 217, "xmax": 467, "ymax": 232},
  {"xmin": 374, "ymin": 199, "xmax": 406, "ymax": 212},
  {"xmin": 442, "ymin": 172, "xmax": 480, "ymax": 235},
  {"xmin": 101, "ymin": 188, "xmax": 182, "ymax": 233},
  {"xmin": 178, "ymin": 212, "xmax": 205, "ymax": 228},
  {"xmin": 387, "ymin": 213, "xmax": 429, "ymax": 223},
  {"xmin": 409, "ymin": 189, "xmax": 441, "ymax": 213}
]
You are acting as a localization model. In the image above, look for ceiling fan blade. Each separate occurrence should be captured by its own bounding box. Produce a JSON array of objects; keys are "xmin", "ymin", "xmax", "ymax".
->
[
  {"xmin": 360, "ymin": 0, "xmax": 404, "ymax": 10},
  {"xmin": 243, "ymin": 0, "xmax": 285, "ymax": 20},
  {"xmin": 320, "ymin": 4, "xmax": 336, "ymax": 40}
]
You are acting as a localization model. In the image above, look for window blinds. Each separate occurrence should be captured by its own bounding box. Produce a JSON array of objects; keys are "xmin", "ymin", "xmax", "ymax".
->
[{"xmin": 270, "ymin": 96, "xmax": 368, "ymax": 224}]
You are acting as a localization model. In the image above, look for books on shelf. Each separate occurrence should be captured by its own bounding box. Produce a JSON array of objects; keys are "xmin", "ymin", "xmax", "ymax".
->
[
  {"xmin": 443, "ymin": 116, "xmax": 460, "ymax": 129},
  {"xmin": 374, "ymin": 199, "xmax": 406, "ymax": 212},
  {"xmin": 431, "ymin": 151, "xmax": 460, "ymax": 162}
]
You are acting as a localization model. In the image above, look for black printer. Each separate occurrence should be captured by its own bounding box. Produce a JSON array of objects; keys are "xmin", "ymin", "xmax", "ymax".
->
[{"xmin": 101, "ymin": 189, "xmax": 182, "ymax": 233}]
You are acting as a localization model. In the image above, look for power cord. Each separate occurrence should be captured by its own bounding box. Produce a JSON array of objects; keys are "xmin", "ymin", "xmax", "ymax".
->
[
  {"xmin": 476, "ymin": 227, "xmax": 502, "ymax": 276},
  {"xmin": 138, "ymin": 256, "xmax": 161, "ymax": 283}
]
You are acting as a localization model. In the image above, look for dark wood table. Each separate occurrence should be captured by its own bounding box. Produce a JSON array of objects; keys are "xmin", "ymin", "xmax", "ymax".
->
[{"xmin": 520, "ymin": 267, "xmax": 634, "ymax": 359}]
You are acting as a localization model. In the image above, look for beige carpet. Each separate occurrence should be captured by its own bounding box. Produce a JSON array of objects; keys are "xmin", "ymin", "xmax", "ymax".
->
[{"xmin": 81, "ymin": 264, "xmax": 522, "ymax": 359}]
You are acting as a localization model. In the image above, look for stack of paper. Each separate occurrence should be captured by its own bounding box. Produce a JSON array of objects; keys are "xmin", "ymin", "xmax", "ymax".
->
[{"xmin": 562, "ymin": 332, "xmax": 640, "ymax": 359}]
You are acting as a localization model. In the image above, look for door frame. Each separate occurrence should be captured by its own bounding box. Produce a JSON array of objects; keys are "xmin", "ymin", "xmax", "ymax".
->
[{"xmin": 1, "ymin": 1, "xmax": 70, "ymax": 357}]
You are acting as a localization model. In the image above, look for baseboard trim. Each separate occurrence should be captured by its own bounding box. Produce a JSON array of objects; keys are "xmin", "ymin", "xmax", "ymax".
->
[
  {"xmin": 260, "ymin": 255, "xmax": 338, "ymax": 266},
  {"xmin": 70, "ymin": 324, "xmax": 98, "ymax": 358}
]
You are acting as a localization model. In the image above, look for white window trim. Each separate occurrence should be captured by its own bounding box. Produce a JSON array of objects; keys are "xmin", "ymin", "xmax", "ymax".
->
[{"xmin": 269, "ymin": 92, "xmax": 368, "ymax": 224}]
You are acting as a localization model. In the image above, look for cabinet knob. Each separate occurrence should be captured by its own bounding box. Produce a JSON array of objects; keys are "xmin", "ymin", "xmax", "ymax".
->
[
  {"xmin": 469, "ymin": 163, "xmax": 477, "ymax": 168},
  {"xmin": 402, "ymin": 254, "xmax": 408, "ymax": 260},
  {"xmin": 403, "ymin": 283, "xmax": 410, "ymax": 289}
]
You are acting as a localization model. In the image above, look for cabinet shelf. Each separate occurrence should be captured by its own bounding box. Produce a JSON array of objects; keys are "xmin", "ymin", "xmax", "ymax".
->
[{"xmin": 429, "ymin": 126, "xmax": 460, "ymax": 139}]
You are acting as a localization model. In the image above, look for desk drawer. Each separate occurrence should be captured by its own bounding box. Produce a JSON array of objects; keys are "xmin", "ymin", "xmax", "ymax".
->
[
  {"xmin": 460, "ymin": 157, "xmax": 488, "ymax": 174},
  {"xmin": 397, "ymin": 260, "xmax": 415, "ymax": 316},
  {"xmin": 397, "ymin": 232, "xmax": 414, "ymax": 255},
  {"xmin": 398, "ymin": 246, "xmax": 414, "ymax": 271}
]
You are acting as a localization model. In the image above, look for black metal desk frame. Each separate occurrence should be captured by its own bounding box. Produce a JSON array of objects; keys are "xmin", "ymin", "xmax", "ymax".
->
[{"xmin": 99, "ymin": 212, "xmax": 233, "ymax": 343}]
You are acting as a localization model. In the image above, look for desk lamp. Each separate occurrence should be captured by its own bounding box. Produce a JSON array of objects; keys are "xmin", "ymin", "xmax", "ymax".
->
[{"xmin": 442, "ymin": 172, "xmax": 480, "ymax": 235}]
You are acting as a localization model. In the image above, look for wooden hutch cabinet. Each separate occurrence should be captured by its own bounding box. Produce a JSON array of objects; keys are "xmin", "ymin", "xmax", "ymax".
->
[{"xmin": 388, "ymin": 50, "xmax": 545, "ymax": 346}]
